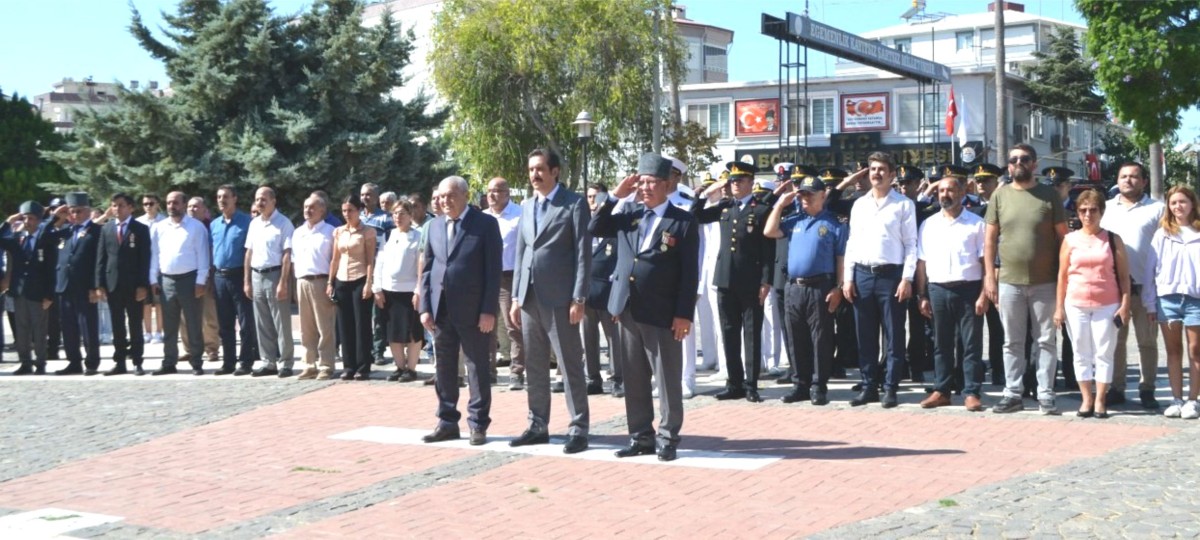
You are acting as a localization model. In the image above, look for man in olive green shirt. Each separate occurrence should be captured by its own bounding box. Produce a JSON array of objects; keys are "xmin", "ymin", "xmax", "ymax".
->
[{"xmin": 984, "ymin": 143, "xmax": 1067, "ymax": 415}]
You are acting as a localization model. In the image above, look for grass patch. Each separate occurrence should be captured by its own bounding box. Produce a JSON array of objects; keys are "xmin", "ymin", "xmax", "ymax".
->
[
  {"xmin": 291, "ymin": 466, "xmax": 341, "ymax": 474},
  {"xmin": 39, "ymin": 514, "xmax": 80, "ymax": 521},
  {"xmin": 938, "ymin": 499, "xmax": 958, "ymax": 507}
]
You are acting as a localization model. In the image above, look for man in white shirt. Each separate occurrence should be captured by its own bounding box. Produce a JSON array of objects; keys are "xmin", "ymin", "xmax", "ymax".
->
[
  {"xmin": 292, "ymin": 195, "xmax": 337, "ymax": 380},
  {"xmin": 149, "ymin": 191, "xmax": 211, "ymax": 375},
  {"xmin": 483, "ymin": 176, "xmax": 526, "ymax": 388},
  {"xmin": 841, "ymin": 151, "xmax": 918, "ymax": 408},
  {"xmin": 1099, "ymin": 161, "xmax": 1165, "ymax": 409},
  {"xmin": 915, "ymin": 170, "xmax": 989, "ymax": 411},
  {"xmin": 244, "ymin": 186, "xmax": 296, "ymax": 377}
]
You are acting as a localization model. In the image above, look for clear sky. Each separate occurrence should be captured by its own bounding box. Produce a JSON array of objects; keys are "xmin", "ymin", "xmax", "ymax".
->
[{"xmin": 2, "ymin": 0, "xmax": 1194, "ymax": 140}]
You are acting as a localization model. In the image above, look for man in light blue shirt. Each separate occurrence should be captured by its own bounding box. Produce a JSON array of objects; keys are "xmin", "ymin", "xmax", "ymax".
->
[{"xmin": 210, "ymin": 184, "xmax": 257, "ymax": 375}]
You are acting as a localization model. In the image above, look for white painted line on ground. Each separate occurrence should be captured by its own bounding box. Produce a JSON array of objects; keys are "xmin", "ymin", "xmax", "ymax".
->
[
  {"xmin": 0, "ymin": 508, "xmax": 122, "ymax": 538},
  {"xmin": 330, "ymin": 426, "xmax": 783, "ymax": 471}
]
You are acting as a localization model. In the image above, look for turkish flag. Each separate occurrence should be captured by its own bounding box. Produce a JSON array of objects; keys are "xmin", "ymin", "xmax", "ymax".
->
[{"xmin": 945, "ymin": 87, "xmax": 957, "ymax": 137}]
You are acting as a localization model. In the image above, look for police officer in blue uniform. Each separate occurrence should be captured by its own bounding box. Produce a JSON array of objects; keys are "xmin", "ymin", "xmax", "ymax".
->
[{"xmin": 0, "ymin": 201, "xmax": 59, "ymax": 374}]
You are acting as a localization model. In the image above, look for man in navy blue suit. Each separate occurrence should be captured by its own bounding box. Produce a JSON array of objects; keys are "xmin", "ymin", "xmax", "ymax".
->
[
  {"xmin": 1, "ymin": 201, "xmax": 58, "ymax": 374},
  {"xmin": 50, "ymin": 192, "xmax": 104, "ymax": 375},
  {"xmin": 419, "ymin": 175, "xmax": 503, "ymax": 446},
  {"xmin": 95, "ymin": 193, "xmax": 152, "ymax": 375},
  {"xmin": 590, "ymin": 153, "xmax": 700, "ymax": 462}
]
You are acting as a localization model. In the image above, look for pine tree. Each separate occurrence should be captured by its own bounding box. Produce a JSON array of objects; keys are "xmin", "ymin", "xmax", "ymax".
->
[{"xmin": 0, "ymin": 91, "xmax": 68, "ymax": 206}]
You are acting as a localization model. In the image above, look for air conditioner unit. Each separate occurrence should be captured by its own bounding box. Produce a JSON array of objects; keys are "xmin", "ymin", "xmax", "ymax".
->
[
  {"xmin": 1051, "ymin": 134, "xmax": 1069, "ymax": 151},
  {"xmin": 1015, "ymin": 123, "xmax": 1030, "ymax": 141}
]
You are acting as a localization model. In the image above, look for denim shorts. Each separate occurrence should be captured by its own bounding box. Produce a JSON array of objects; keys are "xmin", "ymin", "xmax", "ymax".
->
[{"xmin": 1157, "ymin": 294, "xmax": 1200, "ymax": 327}]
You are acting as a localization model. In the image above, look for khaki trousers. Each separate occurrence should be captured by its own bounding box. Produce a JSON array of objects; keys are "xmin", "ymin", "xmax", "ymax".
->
[{"xmin": 297, "ymin": 276, "xmax": 337, "ymax": 371}]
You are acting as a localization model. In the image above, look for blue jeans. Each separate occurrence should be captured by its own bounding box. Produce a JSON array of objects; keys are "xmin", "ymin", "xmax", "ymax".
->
[
  {"xmin": 213, "ymin": 270, "xmax": 258, "ymax": 370},
  {"xmin": 929, "ymin": 281, "xmax": 984, "ymax": 396},
  {"xmin": 852, "ymin": 265, "xmax": 907, "ymax": 390}
]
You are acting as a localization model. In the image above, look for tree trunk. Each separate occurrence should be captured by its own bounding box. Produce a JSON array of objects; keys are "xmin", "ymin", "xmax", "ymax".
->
[
  {"xmin": 1149, "ymin": 140, "xmax": 1164, "ymax": 200},
  {"xmin": 994, "ymin": 4, "xmax": 1007, "ymax": 161},
  {"xmin": 521, "ymin": 93, "xmax": 571, "ymax": 188},
  {"xmin": 651, "ymin": 8, "xmax": 663, "ymax": 154}
]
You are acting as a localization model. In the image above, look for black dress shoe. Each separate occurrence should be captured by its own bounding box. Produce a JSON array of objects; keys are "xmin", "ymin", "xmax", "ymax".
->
[
  {"xmin": 422, "ymin": 426, "xmax": 461, "ymax": 443},
  {"xmin": 252, "ymin": 367, "xmax": 278, "ymax": 377},
  {"xmin": 775, "ymin": 374, "xmax": 793, "ymax": 385},
  {"xmin": 657, "ymin": 444, "xmax": 678, "ymax": 462},
  {"xmin": 614, "ymin": 441, "xmax": 656, "ymax": 458},
  {"xmin": 134, "ymin": 366, "xmax": 146, "ymax": 376},
  {"xmin": 586, "ymin": 381, "xmax": 605, "ymax": 395},
  {"xmin": 611, "ymin": 381, "xmax": 625, "ymax": 398},
  {"xmin": 1095, "ymin": 410, "xmax": 1110, "ymax": 419},
  {"xmin": 84, "ymin": 369, "xmax": 99, "ymax": 376},
  {"xmin": 551, "ymin": 380, "xmax": 565, "ymax": 393},
  {"xmin": 277, "ymin": 368, "xmax": 293, "ymax": 378},
  {"xmin": 850, "ymin": 389, "xmax": 880, "ymax": 406},
  {"xmin": 745, "ymin": 389, "xmax": 762, "ymax": 403},
  {"xmin": 387, "ymin": 370, "xmax": 403, "ymax": 382},
  {"xmin": 12, "ymin": 365, "xmax": 33, "ymax": 376},
  {"xmin": 213, "ymin": 368, "xmax": 235, "ymax": 376},
  {"xmin": 811, "ymin": 387, "xmax": 829, "ymax": 406},
  {"xmin": 1076, "ymin": 408, "xmax": 1094, "ymax": 418},
  {"xmin": 398, "ymin": 369, "xmax": 417, "ymax": 383},
  {"xmin": 233, "ymin": 367, "xmax": 251, "ymax": 376},
  {"xmin": 1140, "ymin": 389, "xmax": 1160, "ymax": 409},
  {"xmin": 152, "ymin": 366, "xmax": 178, "ymax": 376},
  {"xmin": 469, "ymin": 429, "xmax": 487, "ymax": 446},
  {"xmin": 341, "ymin": 371, "xmax": 356, "ymax": 381},
  {"xmin": 509, "ymin": 428, "xmax": 550, "ymax": 447},
  {"xmin": 851, "ymin": 383, "xmax": 864, "ymax": 392},
  {"xmin": 1106, "ymin": 389, "xmax": 1127, "ymax": 406},
  {"xmin": 562, "ymin": 435, "xmax": 589, "ymax": 454},
  {"xmin": 881, "ymin": 389, "xmax": 898, "ymax": 408},
  {"xmin": 354, "ymin": 372, "xmax": 369, "ymax": 381},
  {"xmin": 780, "ymin": 389, "xmax": 811, "ymax": 404},
  {"xmin": 714, "ymin": 387, "xmax": 746, "ymax": 401},
  {"xmin": 192, "ymin": 369, "xmax": 204, "ymax": 376},
  {"xmin": 55, "ymin": 366, "xmax": 83, "ymax": 376}
]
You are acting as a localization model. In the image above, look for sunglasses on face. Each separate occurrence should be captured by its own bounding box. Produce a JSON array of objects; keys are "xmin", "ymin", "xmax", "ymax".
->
[
  {"xmin": 1007, "ymin": 155, "xmax": 1034, "ymax": 165},
  {"xmin": 1077, "ymin": 207, "xmax": 1100, "ymax": 214}
]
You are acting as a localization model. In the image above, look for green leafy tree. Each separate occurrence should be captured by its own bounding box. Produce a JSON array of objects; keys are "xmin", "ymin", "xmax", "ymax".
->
[
  {"xmin": 1022, "ymin": 26, "xmax": 1105, "ymax": 147},
  {"xmin": 430, "ymin": 0, "xmax": 686, "ymax": 190},
  {"xmin": 47, "ymin": 0, "xmax": 449, "ymax": 215},
  {"xmin": 663, "ymin": 120, "xmax": 719, "ymax": 184},
  {"xmin": 0, "ymin": 91, "xmax": 68, "ymax": 206}
]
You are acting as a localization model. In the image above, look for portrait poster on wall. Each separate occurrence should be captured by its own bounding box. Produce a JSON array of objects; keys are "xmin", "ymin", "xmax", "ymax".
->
[
  {"xmin": 840, "ymin": 92, "xmax": 889, "ymax": 132},
  {"xmin": 735, "ymin": 99, "xmax": 780, "ymax": 137}
]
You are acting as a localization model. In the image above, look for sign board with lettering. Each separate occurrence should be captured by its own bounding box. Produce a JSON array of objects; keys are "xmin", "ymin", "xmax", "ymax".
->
[
  {"xmin": 840, "ymin": 93, "xmax": 889, "ymax": 132},
  {"xmin": 735, "ymin": 133, "xmax": 984, "ymax": 172}
]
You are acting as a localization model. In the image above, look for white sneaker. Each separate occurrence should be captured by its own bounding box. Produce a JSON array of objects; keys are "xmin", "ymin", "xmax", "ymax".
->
[
  {"xmin": 151, "ymin": 333, "xmax": 163, "ymax": 344},
  {"xmin": 682, "ymin": 387, "xmax": 694, "ymax": 400},
  {"xmin": 1164, "ymin": 399, "xmax": 1185, "ymax": 418},
  {"xmin": 1182, "ymin": 400, "xmax": 1200, "ymax": 419},
  {"xmin": 703, "ymin": 371, "xmax": 728, "ymax": 383}
]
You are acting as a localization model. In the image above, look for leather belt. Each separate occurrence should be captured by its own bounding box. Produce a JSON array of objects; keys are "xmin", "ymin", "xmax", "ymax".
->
[
  {"xmin": 931, "ymin": 280, "xmax": 979, "ymax": 288},
  {"xmin": 161, "ymin": 270, "xmax": 197, "ymax": 279},
  {"xmin": 855, "ymin": 263, "xmax": 900, "ymax": 275},
  {"xmin": 299, "ymin": 274, "xmax": 329, "ymax": 281},
  {"xmin": 791, "ymin": 274, "xmax": 833, "ymax": 286},
  {"xmin": 252, "ymin": 265, "xmax": 281, "ymax": 274},
  {"xmin": 213, "ymin": 267, "xmax": 244, "ymax": 277}
]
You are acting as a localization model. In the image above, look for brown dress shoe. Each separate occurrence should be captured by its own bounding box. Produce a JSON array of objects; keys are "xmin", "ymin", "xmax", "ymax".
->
[
  {"xmin": 297, "ymin": 368, "xmax": 318, "ymax": 380},
  {"xmin": 964, "ymin": 394, "xmax": 984, "ymax": 412},
  {"xmin": 920, "ymin": 391, "xmax": 951, "ymax": 409}
]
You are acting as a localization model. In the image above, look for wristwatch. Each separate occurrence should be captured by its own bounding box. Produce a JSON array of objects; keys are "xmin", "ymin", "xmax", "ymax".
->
[{"xmin": 573, "ymin": 297, "xmax": 586, "ymax": 305}]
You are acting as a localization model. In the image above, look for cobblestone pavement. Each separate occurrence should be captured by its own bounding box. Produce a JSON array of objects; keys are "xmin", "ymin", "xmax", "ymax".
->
[{"xmin": 2, "ymin": 318, "xmax": 1198, "ymax": 538}]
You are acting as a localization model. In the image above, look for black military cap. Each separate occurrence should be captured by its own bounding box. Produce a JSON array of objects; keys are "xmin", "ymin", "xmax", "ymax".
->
[
  {"xmin": 972, "ymin": 163, "xmax": 1004, "ymax": 179},
  {"xmin": 896, "ymin": 165, "xmax": 926, "ymax": 184},
  {"xmin": 1042, "ymin": 166, "xmax": 1075, "ymax": 185},
  {"xmin": 726, "ymin": 161, "xmax": 759, "ymax": 178},
  {"xmin": 940, "ymin": 164, "xmax": 970, "ymax": 180},
  {"xmin": 790, "ymin": 164, "xmax": 820, "ymax": 180},
  {"xmin": 818, "ymin": 167, "xmax": 848, "ymax": 183}
]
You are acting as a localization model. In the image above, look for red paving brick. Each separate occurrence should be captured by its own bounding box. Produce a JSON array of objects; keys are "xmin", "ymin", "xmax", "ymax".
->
[
  {"xmin": 281, "ymin": 404, "xmax": 1174, "ymax": 539},
  {"xmin": 0, "ymin": 383, "xmax": 628, "ymax": 534}
]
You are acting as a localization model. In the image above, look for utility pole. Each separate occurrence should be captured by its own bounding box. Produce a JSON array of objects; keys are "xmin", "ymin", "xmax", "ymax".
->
[
  {"xmin": 651, "ymin": 6, "xmax": 663, "ymax": 153},
  {"xmin": 994, "ymin": 2, "xmax": 1007, "ymax": 161}
]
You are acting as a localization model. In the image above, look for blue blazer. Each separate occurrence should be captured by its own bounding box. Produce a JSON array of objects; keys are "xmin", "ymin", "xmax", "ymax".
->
[
  {"xmin": 51, "ymin": 221, "xmax": 103, "ymax": 295},
  {"xmin": 589, "ymin": 198, "xmax": 699, "ymax": 329},
  {"xmin": 0, "ymin": 222, "xmax": 58, "ymax": 302},
  {"xmin": 419, "ymin": 208, "xmax": 502, "ymax": 327},
  {"xmin": 96, "ymin": 218, "xmax": 152, "ymax": 295}
]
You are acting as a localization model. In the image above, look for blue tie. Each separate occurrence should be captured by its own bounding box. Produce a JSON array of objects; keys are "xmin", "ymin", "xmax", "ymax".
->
[
  {"xmin": 639, "ymin": 209, "xmax": 655, "ymax": 251},
  {"xmin": 536, "ymin": 198, "xmax": 549, "ymax": 234}
]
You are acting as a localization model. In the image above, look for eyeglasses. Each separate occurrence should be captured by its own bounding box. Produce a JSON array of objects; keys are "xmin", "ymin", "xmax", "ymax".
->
[
  {"xmin": 1007, "ymin": 155, "xmax": 1034, "ymax": 165},
  {"xmin": 1077, "ymin": 207, "xmax": 1101, "ymax": 214},
  {"xmin": 636, "ymin": 178, "xmax": 666, "ymax": 187}
]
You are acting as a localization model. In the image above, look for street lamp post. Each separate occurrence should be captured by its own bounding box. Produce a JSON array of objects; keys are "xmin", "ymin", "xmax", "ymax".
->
[{"xmin": 572, "ymin": 110, "xmax": 595, "ymax": 188}]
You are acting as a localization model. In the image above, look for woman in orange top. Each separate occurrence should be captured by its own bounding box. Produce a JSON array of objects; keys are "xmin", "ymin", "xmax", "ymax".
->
[{"xmin": 327, "ymin": 194, "xmax": 377, "ymax": 380}]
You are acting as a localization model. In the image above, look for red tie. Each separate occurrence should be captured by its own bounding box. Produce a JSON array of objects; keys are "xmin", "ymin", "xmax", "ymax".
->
[{"xmin": 117, "ymin": 222, "xmax": 124, "ymax": 244}]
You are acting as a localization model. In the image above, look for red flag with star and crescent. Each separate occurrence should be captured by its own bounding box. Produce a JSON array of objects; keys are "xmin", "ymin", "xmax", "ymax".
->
[{"xmin": 945, "ymin": 87, "xmax": 957, "ymax": 137}]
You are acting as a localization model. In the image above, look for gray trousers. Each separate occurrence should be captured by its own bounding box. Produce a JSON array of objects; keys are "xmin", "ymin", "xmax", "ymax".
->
[
  {"xmin": 162, "ymin": 271, "xmax": 203, "ymax": 368},
  {"xmin": 520, "ymin": 288, "xmax": 589, "ymax": 436},
  {"xmin": 582, "ymin": 305, "xmax": 619, "ymax": 383},
  {"xmin": 1113, "ymin": 293, "xmax": 1159, "ymax": 392},
  {"xmin": 13, "ymin": 297, "xmax": 49, "ymax": 367},
  {"xmin": 618, "ymin": 309, "xmax": 683, "ymax": 446},
  {"xmin": 998, "ymin": 282, "xmax": 1058, "ymax": 400},
  {"xmin": 252, "ymin": 269, "xmax": 294, "ymax": 369}
]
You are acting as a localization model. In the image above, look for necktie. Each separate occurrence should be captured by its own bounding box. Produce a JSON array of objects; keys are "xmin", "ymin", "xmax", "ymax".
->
[
  {"xmin": 536, "ymin": 198, "xmax": 549, "ymax": 234},
  {"xmin": 446, "ymin": 218, "xmax": 458, "ymax": 253},
  {"xmin": 117, "ymin": 222, "xmax": 125, "ymax": 245},
  {"xmin": 638, "ymin": 208, "xmax": 656, "ymax": 252}
]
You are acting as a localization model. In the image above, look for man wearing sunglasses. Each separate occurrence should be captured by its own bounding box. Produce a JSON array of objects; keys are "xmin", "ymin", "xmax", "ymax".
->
[{"xmin": 985, "ymin": 143, "xmax": 1068, "ymax": 415}]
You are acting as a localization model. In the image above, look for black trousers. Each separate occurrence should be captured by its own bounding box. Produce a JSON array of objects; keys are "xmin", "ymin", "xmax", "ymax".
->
[
  {"xmin": 434, "ymin": 308, "xmax": 492, "ymax": 432},
  {"xmin": 784, "ymin": 280, "xmax": 834, "ymax": 390},
  {"xmin": 59, "ymin": 291, "xmax": 100, "ymax": 370},
  {"xmin": 906, "ymin": 296, "xmax": 933, "ymax": 378},
  {"xmin": 717, "ymin": 287, "xmax": 764, "ymax": 391},
  {"xmin": 334, "ymin": 277, "xmax": 372, "ymax": 375},
  {"xmin": 107, "ymin": 287, "xmax": 145, "ymax": 367}
]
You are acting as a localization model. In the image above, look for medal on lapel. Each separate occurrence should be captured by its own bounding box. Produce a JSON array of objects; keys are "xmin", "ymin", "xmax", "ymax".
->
[
  {"xmin": 605, "ymin": 244, "xmax": 613, "ymax": 256},
  {"xmin": 58, "ymin": 239, "xmax": 66, "ymax": 250},
  {"xmin": 130, "ymin": 233, "xmax": 136, "ymax": 248},
  {"xmin": 38, "ymin": 248, "xmax": 44, "ymax": 262},
  {"xmin": 746, "ymin": 213, "xmax": 755, "ymax": 234},
  {"xmin": 78, "ymin": 229, "xmax": 87, "ymax": 240},
  {"xmin": 660, "ymin": 231, "xmax": 676, "ymax": 252}
]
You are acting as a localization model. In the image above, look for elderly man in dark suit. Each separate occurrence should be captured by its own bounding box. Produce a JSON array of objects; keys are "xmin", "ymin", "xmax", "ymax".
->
[
  {"xmin": 1, "ymin": 201, "xmax": 58, "ymax": 375},
  {"xmin": 48, "ymin": 192, "xmax": 104, "ymax": 375},
  {"xmin": 95, "ymin": 193, "xmax": 152, "ymax": 376},
  {"xmin": 508, "ymin": 147, "xmax": 593, "ymax": 454},
  {"xmin": 590, "ymin": 153, "xmax": 700, "ymax": 462},
  {"xmin": 419, "ymin": 175, "xmax": 503, "ymax": 446}
]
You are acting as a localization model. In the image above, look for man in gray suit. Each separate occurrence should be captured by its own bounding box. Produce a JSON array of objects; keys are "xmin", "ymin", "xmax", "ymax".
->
[{"xmin": 508, "ymin": 147, "xmax": 592, "ymax": 454}]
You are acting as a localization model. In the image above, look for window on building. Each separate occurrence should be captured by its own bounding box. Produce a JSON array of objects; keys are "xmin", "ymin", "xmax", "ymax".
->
[
  {"xmin": 956, "ymin": 31, "xmax": 973, "ymax": 52},
  {"xmin": 898, "ymin": 92, "xmax": 946, "ymax": 133},
  {"xmin": 1031, "ymin": 111, "xmax": 1044, "ymax": 139},
  {"xmin": 687, "ymin": 102, "xmax": 731, "ymax": 139},
  {"xmin": 809, "ymin": 98, "xmax": 835, "ymax": 135},
  {"xmin": 894, "ymin": 38, "xmax": 911, "ymax": 54}
]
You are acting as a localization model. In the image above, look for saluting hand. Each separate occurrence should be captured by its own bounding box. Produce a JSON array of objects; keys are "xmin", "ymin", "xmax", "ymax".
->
[{"xmin": 612, "ymin": 174, "xmax": 640, "ymax": 199}]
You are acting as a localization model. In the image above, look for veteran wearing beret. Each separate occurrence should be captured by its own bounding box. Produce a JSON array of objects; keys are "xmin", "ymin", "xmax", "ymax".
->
[{"xmin": 0, "ymin": 201, "xmax": 59, "ymax": 374}]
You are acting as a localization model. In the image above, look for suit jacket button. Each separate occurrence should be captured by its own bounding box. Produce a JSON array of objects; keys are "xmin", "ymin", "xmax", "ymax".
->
[
  {"xmin": 731, "ymin": 247, "xmax": 737, "ymax": 252},
  {"xmin": 629, "ymin": 276, "xmax": 635, "ymax": 282}
]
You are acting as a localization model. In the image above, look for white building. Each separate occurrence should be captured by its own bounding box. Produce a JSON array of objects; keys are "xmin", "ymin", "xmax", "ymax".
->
[{"xmin": 680, "ymin": 2, "xmax": 1108, "ymax": 178}]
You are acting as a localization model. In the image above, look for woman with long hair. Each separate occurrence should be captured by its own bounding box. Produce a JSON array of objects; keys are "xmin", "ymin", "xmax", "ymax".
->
[
  {"xmin": 327, "ymin": 194, "xmax": 377, "ymax": 380},
  {"xmin": 1145, "ymin": 186, "xmax": 1200, "ymax": 418}
]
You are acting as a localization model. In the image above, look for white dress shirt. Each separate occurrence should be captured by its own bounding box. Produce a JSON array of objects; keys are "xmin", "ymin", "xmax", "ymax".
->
[
  {"xmin": 150, "ymin": 215, "xmax": 211, "ymax": 285},
  {"xmin": 373, "ymin": 227, "xmax": 423, "ymax": 293},
  {"xmin": 1100, "ymin": 194, "xmax": 1164, "ymax": 286},
  {"xmin": 918, "ymin": 209, "xmax": 986, "ymax": 283},
  {"xmin": 484, "ymin": 200, "xmax": 521, "ymax": 271},
  {"xmin": 245, "ymin": 209, "xmax": 295, "ymax": 269},
  {"xmin": 843, "ymin": 189, "xmax": 918, "ymax": 282},
  {"xmin": 291, "ymin": 220, "xmax": 335, "ymax": 279}
]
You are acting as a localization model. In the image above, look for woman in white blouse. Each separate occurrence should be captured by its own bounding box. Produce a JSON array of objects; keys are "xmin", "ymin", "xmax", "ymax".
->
[{"xmin": 374, "ymin": 199, "xmax": 424, "ymax": 382}]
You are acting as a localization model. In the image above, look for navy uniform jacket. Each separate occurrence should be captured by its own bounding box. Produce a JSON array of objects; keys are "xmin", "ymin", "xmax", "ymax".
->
[
  {"xmin": 586, "ymin": 235, "xmax": 618, "ymax": 311},
  {"xmin": 95, "ymin": 218, "xmax": 152, "ymax": 295},
  {"xmin": 51, "ymin": 221, "xmax": 103, "ymax": 295},
  {"xmin": 589, "ymin": 198, "xmax": 699, "ymax": 329},
  {"xmin": 0, "ymin": 222, "xmax": 58, "ymax": 302},
  {"xmin": 692, "ymin": 196, "xmax": 775, "ymax": 298}
]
